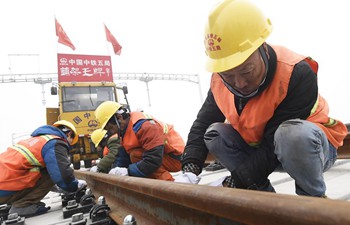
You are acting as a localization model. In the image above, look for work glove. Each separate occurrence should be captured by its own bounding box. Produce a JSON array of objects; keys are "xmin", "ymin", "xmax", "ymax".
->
[
  {"xmin": 77, "ymin": 179, "xmax": 87, "ymax": 189},
  {"xmin": 174, "ymin": 172, "xmax": 201, "ymax": 184},
  {"xmin": 109, "ymin": 167, "xmax": 128, "ymax": 176},
  {"xmin": 89, "ymin": 166, "xmax": 99, "ymax": 173}
]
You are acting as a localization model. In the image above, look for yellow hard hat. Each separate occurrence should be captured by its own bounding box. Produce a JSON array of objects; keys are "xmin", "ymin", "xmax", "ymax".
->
[
  {"xmin": 91, "ymin": 128, "xmax": 108, "ymax": 148},
  {"xmin": 94, "ymin": 101, "xmax": 122, "ymax": 130},
  {"xmin": 204, "ymin": 0, "xmax": 272, "ymax": 72},
  {"xmin": 53, "ymin": 120, "xmax": 78, "ymax": 145}
]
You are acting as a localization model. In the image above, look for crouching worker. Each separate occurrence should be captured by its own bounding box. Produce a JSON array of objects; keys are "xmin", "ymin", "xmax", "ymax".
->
[
  {"xmin": 177, "ymin": 0, "xmax": 347, "ymax": 197},
  {"xmin": 0, "ymin": 120, "xmax": 87, "ymax": 217},
  {"xmin": 90, "ymin": 128, "xmax": 131, "ymax": 173},
  {"xmin": 95, "ymin": 101, "xmax": 184, "ymax": 181}
]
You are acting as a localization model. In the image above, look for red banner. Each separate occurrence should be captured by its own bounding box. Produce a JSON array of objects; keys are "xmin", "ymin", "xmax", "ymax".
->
[
  {"xmin": 55, "ymin": 18, "xmax": 76, "ymax": 51},
  {"xmin": 57, "ymin": 54, "xmax": 113, "ymax": 82},
  {"xmin": 104, "ymin": 24, "xmax": 122, "ymax": 55}
]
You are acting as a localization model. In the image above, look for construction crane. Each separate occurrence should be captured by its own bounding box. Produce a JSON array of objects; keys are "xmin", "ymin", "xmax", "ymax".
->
[{"xmin": 0, "ymin": 72, "xmax": 203, "ymax": 106}]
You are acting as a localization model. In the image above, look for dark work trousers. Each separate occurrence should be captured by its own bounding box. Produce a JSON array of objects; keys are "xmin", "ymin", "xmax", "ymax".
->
[
  {"xmin": 0, "ymin": 169, "xmax": 54, "ymax": 207},
  {"xmin": 204, "ymin": 122, "xmax": 275, "ymax": 192}
]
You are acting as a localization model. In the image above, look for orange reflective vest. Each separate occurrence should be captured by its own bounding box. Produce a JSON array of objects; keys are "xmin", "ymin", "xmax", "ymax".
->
[
  {"xmin": 102, "ymin": 146, "xmax": 109, "ymax": 157},
  {"xmin": 102, "ymin": 134, "xmax": 119, "ymax": 157},
  {"xmin": 211, "ymin": 45, "xmax": 347, "ymax": 148},
  {"xmin": 0, "ymin": 135, "xmax": 60, "ymax": 191},
  {"xmin": 122, "ymin": 112, "xmax": 184, "ymax": 156}
]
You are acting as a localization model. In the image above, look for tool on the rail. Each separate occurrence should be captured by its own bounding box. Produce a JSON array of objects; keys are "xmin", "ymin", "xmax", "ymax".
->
[
  {"xmin": 61, "ymin": 186, "xmax": 87, "ymax": 207},
  {"xmin": 0, "ymin": 204, "xmax": 11, "ymax": 222},
  {"xmin": 63, "ymin": 189, "xmax": 96, "ymax": 219},
  {"xmin": 89, "ymin": 196, "xmax": 116, "ymax": 225},
  {"xmin": 123, "ymin": 215, "xmax": 136, "ymax": 225},
  {"xmin": 1, "ymin": 213, "xmax": 25, "ymax": 225},
  {"xmin": 69, "ymin": 213, "xmax": 87, "ymax": 225}
]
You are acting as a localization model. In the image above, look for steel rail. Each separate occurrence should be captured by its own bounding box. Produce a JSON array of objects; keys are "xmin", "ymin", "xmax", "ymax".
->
[{"xmin": 75, "ymin": 170, "xmax": 350, "ymax": 225}]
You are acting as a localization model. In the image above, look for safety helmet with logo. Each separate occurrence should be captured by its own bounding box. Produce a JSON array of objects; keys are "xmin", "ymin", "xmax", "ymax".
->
[
  {"xmin": 94, "ymin": 101, "xmax": 123, "ymax": 130},
  {"xmin": 53, "ymin": 120, "xmax": 78, "ymax": 145},
  {"xmin": 91, "ymin": 128, "xmax": 108, "ymax": 148},
  {"xmin": 204, "ymin": 0, "xmax": 272, "ymax": 72}
]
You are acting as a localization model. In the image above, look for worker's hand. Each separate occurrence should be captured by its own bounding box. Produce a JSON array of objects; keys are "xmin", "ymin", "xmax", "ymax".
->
[
  {"xmin": 109, "ymin": 167, "xmax": 128, "ymax": 176},
  {"xmin": 90, "ymin": 166, "xmax": 99, "ymax": 173},
  {"xmin": 77, "ymin": 179, "xmax": 87, "ymax": 189},
  {"xmin": 174, "ymin": 172, "xmax": 201, "ymax": 184}
]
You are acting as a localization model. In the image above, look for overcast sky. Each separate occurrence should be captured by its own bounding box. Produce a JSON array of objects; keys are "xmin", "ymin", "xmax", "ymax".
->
[{"xmin": 0, "ymin": 0, "xmax": 349, "ymax": 151}]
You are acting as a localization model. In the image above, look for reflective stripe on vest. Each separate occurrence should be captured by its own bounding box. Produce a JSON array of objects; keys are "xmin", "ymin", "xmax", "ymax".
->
[
  {"xmin": 141, "ymin": 112, "xmax": 169, "ymax": 142},
  {"xmin": 162, "ymin": 123, "xmax": 169, "ymax": 145},
  {"xmin": 124, "ymin": 112, "xmax": 182, "ymax": 153},
  {"xmin": 163, "ymin": 123, "xmax": 169, "ymax": 134},
  {"xmin": 142, "ymin": 112, "xmax": 153, "ymax": 119},
  {"xmin": 12, "ymin": 144, "xmax": 42, "ymax": 167},
  {"xmin": 310, "ymin": 96, "xmax": 319, "ymax": 114},
  {"xmin": 309, "ymin": 96, "xmax": 336, "ymax": 127},
  {"xmin": 142, "ymin": 112, "xmax": 171, "ymax": 145},
  {"xmin": 12, "ymin": 135, "xmax": 55, "ymax": 168},
  {"xmin": 136, "ymin": 112, "xmax": 169, "ymax": 135}
]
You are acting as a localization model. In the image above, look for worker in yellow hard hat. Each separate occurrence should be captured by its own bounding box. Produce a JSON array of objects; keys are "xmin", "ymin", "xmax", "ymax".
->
[
  {"xmin": 0, "ymin": 120, "xmax": 86, "ymax": 217},
  {"xmin": 95, "ymin": 101, "xmax": 184, "ymax": 181},
  {"xmin": 91, "ymin": 128, "xmax": 110, "ymax": 159},
  {"xmin": 89, "ymin": 128, "xmax": 130, "ymax": 173},
  {"xmin": 177, "ymin": 0, "xmax": 347, "ymax": 197},
  {"xmin": 53, "ymin": 120, "xmax": 79, "ymax": 145}
]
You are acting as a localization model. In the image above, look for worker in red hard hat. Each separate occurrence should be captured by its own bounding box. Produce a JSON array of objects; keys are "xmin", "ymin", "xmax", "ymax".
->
[{"xmin": 0, "ymin": 120, "xmax": 86, "ymax": 218}]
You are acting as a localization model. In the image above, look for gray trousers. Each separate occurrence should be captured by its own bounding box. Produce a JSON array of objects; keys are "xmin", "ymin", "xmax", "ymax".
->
[{"xmin": 204, "ymin": 119, "xmax": 336, "ymax": 196}]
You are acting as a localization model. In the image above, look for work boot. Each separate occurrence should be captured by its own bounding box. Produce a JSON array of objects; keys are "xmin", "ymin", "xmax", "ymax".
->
[{"xmin": 9, "ymin": 203, "xmax": 51, "ymax": 218}]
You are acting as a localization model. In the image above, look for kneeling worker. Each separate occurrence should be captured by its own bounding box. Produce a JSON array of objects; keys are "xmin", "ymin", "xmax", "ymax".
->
[
  {"xmin": 90, "ymin": 128, "xmax": 131, "ymax": 173},
  {"xmin": 95, "ymin": 101, "xmax": 184, "ymax": 181},
  {"xmin": 0, "ymin": 120, "xmax": 87, "ymax": 217}
]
